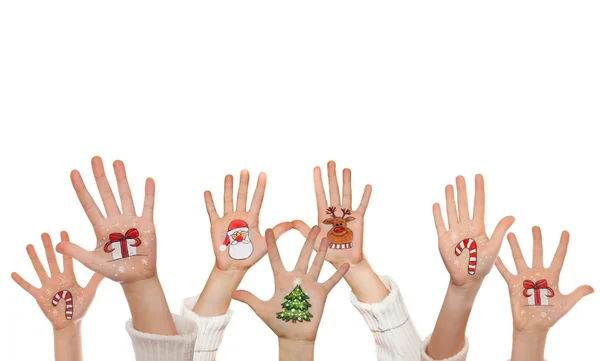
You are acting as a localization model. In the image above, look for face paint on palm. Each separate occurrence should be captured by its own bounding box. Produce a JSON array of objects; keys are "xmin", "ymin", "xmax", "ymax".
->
[
  {"xmin": 52, "ymin": 290, "xmax": 73, "ymax": 320},
  {"xmin": 219, "ymin": 219, "xmax": 254, "ymax": 260},
  {"xmin": 323, "ymin": 207, "xmax": 355, "ymax": 249},
  {"xmin": 103, "ymin": 228, "xmax": 144, "ymax": 261},
  {"xmin": 277, "ymin": 278, "xmax": 313, "ymax": 324}
]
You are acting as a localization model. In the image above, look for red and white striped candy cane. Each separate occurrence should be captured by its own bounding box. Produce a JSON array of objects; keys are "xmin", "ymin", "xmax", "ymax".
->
[
  {"xmin": 52, "ymin": 290, "xmax": 73, "ymax": 320},
  {"xmin": 454, "ymin": 238, "xmax": 477, "ymax": 275}
]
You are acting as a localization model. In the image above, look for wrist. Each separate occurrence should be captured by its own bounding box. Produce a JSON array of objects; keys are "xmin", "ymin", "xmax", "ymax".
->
[
  {"xmin": 278, "ymin": 338, "xmax": 314, "ymax": 361},
  {"xmin": 343, "ymin": 257, "xmax": 390, "ymax": 303},
  {"xmin": 446, "ymin": 280, "xmax": 482, "ymax": 310},
  {"xmin": 53, "ymin": 322, "xmax": 81, "ymax": 338},
  {"xmin": 192, "ymin": 265, "xmax": 247, "ymax": 317},
  {"xmin": 511, "ymin": 329, "xmax": 548, "ymax": 361},
  {"xmin": 121, "ymin": 274, "xmax": 162, "ymax": 297}
]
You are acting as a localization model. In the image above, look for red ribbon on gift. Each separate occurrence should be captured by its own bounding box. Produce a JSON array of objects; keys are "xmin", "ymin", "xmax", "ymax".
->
[
  {"xmin": 104, "ymin": 228, "xmax": 142, "ymax": 259},
  {"xmin": 523, "ymin": 279, "xmax": 555, "ymax": 306}
]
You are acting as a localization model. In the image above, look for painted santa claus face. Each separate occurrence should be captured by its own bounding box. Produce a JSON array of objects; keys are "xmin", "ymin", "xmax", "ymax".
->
[{"xmin": 231, "ymin": 230, "xmax": 248, "ymax": 243}]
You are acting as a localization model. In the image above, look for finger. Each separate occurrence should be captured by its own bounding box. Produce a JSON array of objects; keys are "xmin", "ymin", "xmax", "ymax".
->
[
  {"xmin": 55, "ymin": 241, "xmax": 96, "ymax": 270},
  {"xmin": 11, "ymin": 272, "xmax": 36, "ymax": 295},
  {"xmin": 531, "ymin": 226, "xmax": 544, "ymax": 269},
  {"xmin": 295, "ymin": 226, "xmax": 321, "ymax": 273},
  {"xmin": 550, "ymin": 231, "xmax": 570, "ymax": 272},
  {"xmin": 342, "ymin": 168, "xmax": 352, "ymax": 208},
  {"xmin": 232, "ymin": 290, "xmax": 265, "ymax": 317},
  {"xmin": 313, "ymin": 166, "xmax": 328, "ymax": 211},
  {"xmin": 564, "ymin": 285, "xmax": 594, "ymax": 312},
  {"xmin": 91, "ymin": 156, "xmax": 121, "ymax": 216},
  {"xmin": 41, "ymin": 233, "xmax": 61, "ymax": 277},
  {"xmin": 432, "ymin": 203, "xmax": 447, "ymax": 237},
  {"xmin": 455, "ymin": 176, "xmax": 470, "ymax": 222},
  {"xmin": 494, "ymin": 256, "xmax": 513, "ymax": 282},
  {"xmin": 445, "ymin": 184, "xmax": 458, "ymax": 226},
  {"xmin": 292, "ymin": 220, "xmax": 312, "ymax": 238},
  {"xmin": 60, "ymin": 231, "xmax": 74, "ymax": 275},
  {"xmin": 308, "ymin": 237, "xmax": 329, "ymax": 279},
  {"xmin": 327, "ymin": 161, "xmax": 341, "ymax": 206},
  {"xmin": 204, "ymin": 191, "xmax": 220, "ymax": 223},
  {"xmin": 507, "ymin": 232, "xmax": 528, "ymax": 272},
  {"xmin": 26, "ymin": 244, "xmax": 49, "ymax": 282},
  {"xmin": 223, "ymin": 174, "xmax": 234, "ymax": 214},
  {"xmin": 142, "ymin": 178, "xmax": 155, "ymax": 221},
  {"xmin": 489, "ymin": 216, "xmax": 516, "ymax": 247},
  {"xmin": 236, "ymin": 169, "xmax": 250, "ymax": 212},
  {"xmin": 266, "ymin": 229, "xmax": 285, "ymax": 273},
  {"xmin": 473, "ymin": 174, "xmax": 485, "ymax": 221},
  {"xmin": 70, "ymin": 170, "xmax": 104, "ymax": 225},
  {"xmin": 356, "ymin": 185, "xmax": 372, "ymax": 216},
  {"xmin": 249, "ymin": 172, "xmax": 267, "ymax": 214},
  {"xmin": 272, "ymin": 221, "xmax": 293, "ymax": 240},
  {"xmin": 113, "ymin": 160, "xmax": 136, "ymax": 216},
  {"xmin": 322, "ymin": 263, "xmax": 350, "ymax": 293},
  {"xmin": 85, "ymin": 273, "xmax": 104, "ymax": 292}
]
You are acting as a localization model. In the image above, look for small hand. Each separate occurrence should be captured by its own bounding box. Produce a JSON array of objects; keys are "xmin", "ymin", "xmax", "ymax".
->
[
  {"xmin": 232, "ymin": 226, "xmax": 349, "ymax": 342},
  {"xmin": 205, "ymin": 170, "xmax": 292, "ymax": 271},
  {"xmin": 495, "ymin": 227, "xmax": 594, "ymax": 331},
  {"xmin": 432, "ymin": 174, "xmax": 514, "ymax": 286},
  {"xmin": 293, "ymin": 161, "xmax": 372, "ymax": 268},
  {"xmin": 55, "ymin": 157, "xmax": 157, "ymax": 284},
  {"xmin": 12, "ymin": 232, "xmax": 103, "ymax": 330}
]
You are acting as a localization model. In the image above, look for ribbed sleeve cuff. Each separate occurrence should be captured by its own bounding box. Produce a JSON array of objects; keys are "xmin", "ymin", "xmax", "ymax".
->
[
  {"xmin": 126, "ymin": 313, "xmax": 197, "ymax": 361},
  {"xmin": 181, "ymin": 295, "xmax": 232, "ymax": 361},
  {"xmin": 421, "ymin": 335, "xmax": 468, "ymax": 361}
]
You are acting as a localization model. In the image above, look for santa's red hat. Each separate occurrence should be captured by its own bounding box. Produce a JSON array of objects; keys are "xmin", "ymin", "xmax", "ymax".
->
[{"xmin": 219, "ymin": 219, "xmax": 249, "ymax": 251}]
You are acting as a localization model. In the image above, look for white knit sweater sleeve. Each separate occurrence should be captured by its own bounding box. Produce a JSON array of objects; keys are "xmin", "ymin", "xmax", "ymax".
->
[
  {"xmin": 126, "ymin": 313, "xmax": 198, "ymax": 361},
  {"xmin": 180, "ymin": 295, "xmax": 232, "ymax": 361},
  {"xmin": 350, "ymin": 275, "xmax": 469, "ymax": 361}
]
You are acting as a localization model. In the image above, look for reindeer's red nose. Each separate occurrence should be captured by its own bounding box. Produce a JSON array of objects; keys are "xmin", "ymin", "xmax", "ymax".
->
[{"xmin": 334, "ymin": 227, "xmax": 345, "ymax": 233}]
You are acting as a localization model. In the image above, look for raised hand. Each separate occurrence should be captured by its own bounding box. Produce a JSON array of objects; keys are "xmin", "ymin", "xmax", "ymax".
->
[
  {"xmin": 293, "ymin": 161, "xmax": 371, "ymax": 268},
  {"xmin": 12, "ymin": 232, "xmax": 103, "ymax": 330},
  {"xmin": 204, "ymin": 170, "xmax": 292, "ymax": 271},
  {"xmin": 56, "ymin": 156, "xmax": 156, "ymax": 284},
  {"xmin": 432, "ymin": 174, "xmax": 515, "ymax": 286},
  {"xmin": 495, "ymin": 227, "xmax": 594, "ymax": 331},
  {"xmin": 232, "ymin": 227, "xmax": 349, "ymax": 343}
]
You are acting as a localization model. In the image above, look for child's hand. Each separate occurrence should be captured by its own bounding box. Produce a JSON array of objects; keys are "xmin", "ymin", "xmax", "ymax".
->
[
  {"xmin": 293, "ymin": 161, "xmax": 371, "ymax": 269},
  {"xmin": 55, "ymin": 157, "xmax": 157, "ymax": 284},
  {"xmin": 205, "ymin": 170, "xmax": 292, "ymax": 271},
  {"xmin": 433, "ymin": 175, "xmax": 514, "ymax": 286},
  {"xmin": 12, "ymin": 232, "xmax": 103, "ymax": 330},
  {"xmin": 495, "ymin": 227, "xmax": 594, "ymax": 331},
  {"xmin": 232, "ymin": 227, "xmax": 349, "ymax": 342}
]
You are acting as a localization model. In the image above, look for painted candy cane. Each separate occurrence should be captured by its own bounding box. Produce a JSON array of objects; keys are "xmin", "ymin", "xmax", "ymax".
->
[
  {"xmin": 52, "ymin": 290, "xmax": 73, "ymax": 320},
  {"xmin": 454, "ymin": 238, "xmax": 477, "ymax": 275}
]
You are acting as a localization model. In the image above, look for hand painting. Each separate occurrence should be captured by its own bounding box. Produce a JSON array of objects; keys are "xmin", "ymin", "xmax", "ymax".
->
[
  {"xmin": 205, "ymin": 170, "xmax": 292, "ymax": 270},
  {"xmin": 232, "ymin": 227, "xmax": 349, "ymax": 341},
  {"xmin": 55, "ymin": 157, "xmax": 157, "ymax": 283},
  {"xmin": 293, "ymin": 161, "xmax": 371, "ymax": 268},
  {"xmin": 432, "ymin": 175, "xmax": 515, "ymax": 286},
  {"xmin": 495, "ymin": 227, "xmax": 594, "ymax": 331},
  {"xmin": 11, "ymin": 232, "xmax": 103, "ymax": 330}
]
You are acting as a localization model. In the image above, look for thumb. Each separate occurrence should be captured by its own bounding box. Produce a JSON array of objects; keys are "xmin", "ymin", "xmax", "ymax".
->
[
  {"xmin": 565, "ymin": 285, "xmax": 594, "ymax": 312},
  {"xmin": 232, "ymin": 290, "xmax": 264, "ymax": 317},
  {"xmin": 56, "ymin": 241, "xmax": 95, "ymax": 270},
  {"xmin": 489, "ymin": 216, "xmax": 516, "ymax": 247},
  {"xmin": 86, "ymin": 273, "xmax": 104, "ymax": 292},
  {"xmin": 291, "ymin": 220, "xmax": 311, "ymax": 238},
  {"xmin": 272, "ymin": 221, "xmax": 293, "ymax": 240}
]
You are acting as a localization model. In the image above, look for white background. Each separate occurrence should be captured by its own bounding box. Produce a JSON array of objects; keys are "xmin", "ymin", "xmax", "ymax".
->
[{"xmin": 1, "ymin": 1, "xmax": 599, "ymax": 360}]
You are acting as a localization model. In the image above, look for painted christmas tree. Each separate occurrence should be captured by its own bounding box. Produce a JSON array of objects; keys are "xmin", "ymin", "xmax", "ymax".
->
[{"xmin": 276, "ymin": 279, "xmax": 313, "ymax": 323}]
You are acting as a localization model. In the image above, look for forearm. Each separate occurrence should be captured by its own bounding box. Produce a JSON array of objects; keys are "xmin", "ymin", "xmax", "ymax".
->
[
  {"xmin": 511, "ymin": 330, "xmax": 547, "ymax": 361},
  {"xmin": 340, "ymin": 257, "xmax": 389, "ymax": 303},
  {"xmin": 122, "ymin": 275, "xmax": 177, "ymax": 335},
  {"xmin": 193, "ymin": 266, "xmax": 246, "ymax": 316},
  {"xmin": 426, "ymin": 280, "xmax": 481, "ymax": 359},
  {"xmin": 278, "ymin": 339, "xmax": 314, "ymax": 361},
  {"xmin": 54, "ymin": 323, "xmax": 82, "ymax": 361}
]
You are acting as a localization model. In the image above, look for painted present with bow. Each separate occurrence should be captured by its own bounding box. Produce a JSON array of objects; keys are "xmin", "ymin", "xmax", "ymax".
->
[
  {"xmin": 104, "ymin": 228, "xmax": 142, "ymax": 261},
  {"xmin": 523, "ymin": 279, "xmax": 555, "ymax": 306}
]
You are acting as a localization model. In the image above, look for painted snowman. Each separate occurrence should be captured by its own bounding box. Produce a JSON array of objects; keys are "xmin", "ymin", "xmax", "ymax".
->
[{"xmin": 219, "ymin": 219, "xmax": 254, "ymax": 260}]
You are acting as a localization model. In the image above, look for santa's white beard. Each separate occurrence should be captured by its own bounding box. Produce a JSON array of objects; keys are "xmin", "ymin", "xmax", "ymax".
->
[{"xmin": 228, "ymin": 235, "xmax": 253, "ymax": 260}]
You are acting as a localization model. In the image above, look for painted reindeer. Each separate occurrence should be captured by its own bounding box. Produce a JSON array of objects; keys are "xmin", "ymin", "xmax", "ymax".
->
[{"xmin": 323, "ymin": 206, "xmax": 355, "ymax": 249}]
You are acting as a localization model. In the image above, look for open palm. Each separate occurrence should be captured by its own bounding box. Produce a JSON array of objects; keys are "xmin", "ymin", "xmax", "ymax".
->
[
  {"xmin": 495, "ymin": 227, "xmax": 594, "ymax": 331},
  {"xmin": 204, "ymin": 170, "xmax": 292, "ymax": 271},
  {"xmin": 433, "ymin": 174, "xmax": 515, "ymax": 286},
  {"xmin": 293, "ymin": 161, "xmax": 371, "ymax": 268},
  {"xmin": 12, "ymin": 232, "xmax": 103, "ymax": 330},
  {"xmin": 56, "ymin": 156, "xmax": 157, "ymax": 283}
]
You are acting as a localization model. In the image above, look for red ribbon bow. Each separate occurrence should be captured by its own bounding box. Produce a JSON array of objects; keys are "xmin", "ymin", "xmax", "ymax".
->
[
  {"xmin": 523, "ymin": 279, "xmax": 555, "ymax": 305},
  {"xmin": 104, "ymin": 228, "xmax": 142, "ymax": 258}
]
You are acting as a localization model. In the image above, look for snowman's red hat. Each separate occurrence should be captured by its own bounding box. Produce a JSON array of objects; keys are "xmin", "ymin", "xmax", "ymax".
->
[{"xmin": 219, "ymin": 219, "xmax": 249, "ymax": 251}]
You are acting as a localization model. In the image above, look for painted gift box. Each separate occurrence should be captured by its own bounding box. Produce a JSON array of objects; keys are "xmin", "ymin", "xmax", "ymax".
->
[
  {"xmin": 523, "ymin": 279, "xmax": 555, "ymax": 306},
  {"xmin": 104, "ymin": 228, "xmax": 142, "ymax": 260}
]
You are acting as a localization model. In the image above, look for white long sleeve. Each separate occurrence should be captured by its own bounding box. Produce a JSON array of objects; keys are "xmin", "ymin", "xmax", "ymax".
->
[
  {"xmin": 181, "ymin": 295, "xmax": 232, "ymax": 361},
  {"xmin": 126, "ymin": 313, "xmax": 198, "ymax": 361},
  {"xmin": 350, "ymin": 275, "xmax": 468, "ymax": 361}
]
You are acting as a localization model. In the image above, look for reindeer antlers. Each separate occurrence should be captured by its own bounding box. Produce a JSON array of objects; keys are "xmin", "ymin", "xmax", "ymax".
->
[
  {"xmin": 326, "ymin": 206, "xmax": 352, "ymax": 219},
  {"xmin": 340, "ymin": 208, "xmax": 352, "ymax": 218},
  {"xmin": 326, "ymin": 206, "xmax": 337, "ymax": 217}
]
